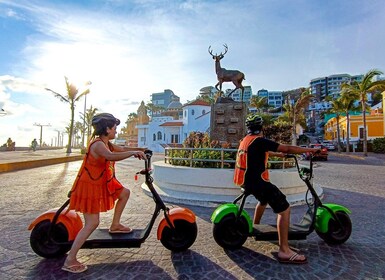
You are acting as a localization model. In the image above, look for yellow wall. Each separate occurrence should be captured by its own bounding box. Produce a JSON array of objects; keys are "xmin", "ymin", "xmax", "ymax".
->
[{"xmin": 324, "ymin": 114, "xmax": 384, "ymax": 141}]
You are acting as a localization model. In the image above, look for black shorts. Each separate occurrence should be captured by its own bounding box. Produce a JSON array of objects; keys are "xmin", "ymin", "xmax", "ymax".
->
[{"xmin": 244, "ymin": 181, "xmax": 290, "ymax": 214}]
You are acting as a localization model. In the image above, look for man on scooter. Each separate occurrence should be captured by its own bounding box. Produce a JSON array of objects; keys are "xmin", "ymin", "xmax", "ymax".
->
[{"xmin": 234, "ymin": 114, "xmax": 319, "ymax": 264}]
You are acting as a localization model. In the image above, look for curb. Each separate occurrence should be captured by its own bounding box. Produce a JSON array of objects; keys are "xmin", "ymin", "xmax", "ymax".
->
[{"xmin": 0, "ymin": 155, "xmax": 84, "ymax": 173}]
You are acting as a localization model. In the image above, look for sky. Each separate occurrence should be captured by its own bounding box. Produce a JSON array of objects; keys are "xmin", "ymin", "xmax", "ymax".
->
[{"xmin": 1, "ymin": 0, "xmax": 385, "ymax": 147}]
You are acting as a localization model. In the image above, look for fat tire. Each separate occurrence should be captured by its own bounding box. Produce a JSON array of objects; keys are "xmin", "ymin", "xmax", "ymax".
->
[
  {"xmin": 212, "ymin": 214, "xmax": 248, "ymax": 250},
  {"xmin": 160, "ymin": 220, "xmax": 197, "ymax": 252},
  {"xmin": 30, "ymin": 220, "xmax": 71, "ymax": 258},
  {"xmin": 316, "ymin": 211, "xmax": 352, "ymax": 245}
]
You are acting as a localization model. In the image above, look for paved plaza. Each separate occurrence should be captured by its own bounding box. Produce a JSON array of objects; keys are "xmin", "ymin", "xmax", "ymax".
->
[{"xmin": 0, "ymin": 150, "xmax": 384, "ymax": 279}]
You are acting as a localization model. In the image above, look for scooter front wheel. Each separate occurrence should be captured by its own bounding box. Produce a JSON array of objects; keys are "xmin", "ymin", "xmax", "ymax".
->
[
  {"xmin": 213, "ymin": 214, "xmax": 248, "ymax": 250},
  {"xmin": 160, "ymin": 219, "xmax": 197, "ymax": 252},
  {"xmin": 30, "ymin": 220, "xmax": 71, "ymax": 258},
  {"xmin": 316, "ymin": 211, "xmax": 352, "ymax": 245}
]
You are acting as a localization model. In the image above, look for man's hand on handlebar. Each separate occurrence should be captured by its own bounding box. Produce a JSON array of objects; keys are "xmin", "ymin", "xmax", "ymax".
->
[{"xmin": 311, "ymin": 148, "xmax": 321, "ymax": 155}]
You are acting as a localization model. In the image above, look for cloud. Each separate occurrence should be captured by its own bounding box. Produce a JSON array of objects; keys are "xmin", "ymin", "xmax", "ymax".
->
[{"xmin": 1, "ymin": 0, "xmax": 385, "ymax": 146}]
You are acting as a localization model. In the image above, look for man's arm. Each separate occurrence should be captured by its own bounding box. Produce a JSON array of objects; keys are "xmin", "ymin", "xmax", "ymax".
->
[{"xmin": 277, "ymin": 144, "xmax": 319, "ymax": 155}]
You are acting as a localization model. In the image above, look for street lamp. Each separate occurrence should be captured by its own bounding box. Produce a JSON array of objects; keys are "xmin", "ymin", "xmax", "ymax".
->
[
  {"xmin": 0, "ymin": 108, "xmax": 6, "ymax": 117},
  {"xmin": 82, "ymin": 81, "xmax": 92, "ymax": 148}
]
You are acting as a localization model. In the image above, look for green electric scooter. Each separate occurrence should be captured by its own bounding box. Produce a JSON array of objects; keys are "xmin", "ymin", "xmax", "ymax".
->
[{"xmin": 211, "ymin": 154, "xmax": 352, "ymax": 249}]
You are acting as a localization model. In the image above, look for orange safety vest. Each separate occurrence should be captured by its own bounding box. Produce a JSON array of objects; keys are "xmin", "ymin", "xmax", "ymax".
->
[{"xmin": 233, "ymin": 134, "xmax": 270, "ymax": 186}]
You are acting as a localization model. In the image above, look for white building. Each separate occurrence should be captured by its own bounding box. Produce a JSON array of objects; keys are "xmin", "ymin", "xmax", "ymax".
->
[{"xmin": 137, "ymin": 100, "xmax": 211, "ymax": 153}]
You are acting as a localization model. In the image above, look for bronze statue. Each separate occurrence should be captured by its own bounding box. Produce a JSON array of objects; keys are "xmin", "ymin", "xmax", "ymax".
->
[{"xmin": 208, "ymin": 44, "xmax": 245, "ymax": 101}]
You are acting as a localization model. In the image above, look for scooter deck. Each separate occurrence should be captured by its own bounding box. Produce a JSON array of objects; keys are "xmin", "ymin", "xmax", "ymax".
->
[
  {"xmin": 253, "ymin": 224, "xmax": 310, "ymax": 241},
  {"xmin": 82, "ymin": 229, "xmax": 146, "ymax": 249}
]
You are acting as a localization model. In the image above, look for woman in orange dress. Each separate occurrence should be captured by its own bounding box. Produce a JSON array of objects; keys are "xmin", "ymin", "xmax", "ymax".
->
[{"xmin": 62, "ymin": 113, "xmax": 146, "ymax": 273}]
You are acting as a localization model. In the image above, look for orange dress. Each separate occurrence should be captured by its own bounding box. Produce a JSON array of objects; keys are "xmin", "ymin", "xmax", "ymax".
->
[{"xmin": 68, "ymin": 138, "xmax": 124, "ymax": 214}]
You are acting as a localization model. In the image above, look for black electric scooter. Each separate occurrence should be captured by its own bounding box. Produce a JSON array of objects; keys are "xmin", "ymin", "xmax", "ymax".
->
[
  {"xmin": 29, "ymin": 150, "xmax": 198, "ymax": 258},
  {"xmin": 211, "ymin": 154, "xmax": 352, "ymax": 249}
]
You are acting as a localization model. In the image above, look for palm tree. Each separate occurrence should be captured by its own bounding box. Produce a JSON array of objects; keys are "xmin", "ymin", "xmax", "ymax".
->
[
  {"xmin": 74, "ymin": 121, "xmax": 84, "ymax": 147},
  {"xmin": 281, "ymin": 88, "xmax": 314, "ymax": 145},
  {"xmin": 46, "ymin": 76, "xmax": 90, "ymax": 153},
  {"xmin": 339, "ymin": 88, "xmax": 360, "ymax": 153},
  {"xmin": 249, "ymin": 96, "xmax": 267, "ymax": 113},
  {"xmin": 145, "ymin": 102, "xmax": 163, "ymax": 118},
  {"xmin": 327, "ymin": 98, "xmax": 345, "ymax": 153},
  {"xmin": 80, "ymin": 105, "xmax": 98, "ymax": 146},
  {"xmin": 338, "ymin": 69, "xmax": 385, "ymax": 156}
]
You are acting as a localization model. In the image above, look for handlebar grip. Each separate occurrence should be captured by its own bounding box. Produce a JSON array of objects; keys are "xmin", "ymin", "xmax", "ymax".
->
[{"xmin": 144, "ymin": 149, "xmax": 153, "ymax": 156}]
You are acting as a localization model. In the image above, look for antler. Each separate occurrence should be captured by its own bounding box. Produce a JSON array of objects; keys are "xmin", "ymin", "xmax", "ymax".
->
[
  {"xmin": 208, "ymin": 45, "xmax": 215, "ymax": 57},
  {"xmin": 222, "ymin": 44, "xmax": 228, "ymax": 56},
  {"xmin": 208, "ymin": 44, "xmax": 228, "ymax": 58}
]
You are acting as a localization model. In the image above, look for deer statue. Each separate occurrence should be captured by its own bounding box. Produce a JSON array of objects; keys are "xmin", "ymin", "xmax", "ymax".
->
[{"xmin": 208, "ymin": 44, "xmax": 245, "ymax": 101}]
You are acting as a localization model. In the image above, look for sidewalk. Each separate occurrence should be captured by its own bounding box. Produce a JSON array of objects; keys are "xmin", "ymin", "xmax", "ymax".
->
[
  {"xmin": 330, "ymin": 151, "xmax": 385, "ymax": 161},
  {"xmin": 0, "ymin": 148, "xmax": 83, "ymax": 173}
]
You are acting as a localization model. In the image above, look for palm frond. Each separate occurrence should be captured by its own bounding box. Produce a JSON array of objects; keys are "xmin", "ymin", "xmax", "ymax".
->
[{"xmin": 45, "ymin": 88, "xmax": 69, "ymax": 103}]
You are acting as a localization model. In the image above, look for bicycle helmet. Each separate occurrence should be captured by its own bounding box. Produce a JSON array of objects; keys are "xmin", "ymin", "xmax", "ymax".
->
[
  {"xmin": 92, "ymin": 113, "xmax": 120, "ymax": 136},
  {"xmin": 245, "ymin": 114, "xmax": 263, "ymax": 133}
]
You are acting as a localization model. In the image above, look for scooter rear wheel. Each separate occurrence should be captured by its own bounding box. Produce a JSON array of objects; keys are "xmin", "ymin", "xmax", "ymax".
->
[
  {"xmin": 316, "ymin": 211, "xmax": 352, "ymax": 245},
  {"xmin": 213, "ymin": 214, "xmax": 248, "ymax": 250},
  {"xmin": 30, "ymin": 220, "xmax": 71, "ymax": 258},
  {"xmin": 160, "ymin": 219, "xmax": 197, "ymax": 252}
]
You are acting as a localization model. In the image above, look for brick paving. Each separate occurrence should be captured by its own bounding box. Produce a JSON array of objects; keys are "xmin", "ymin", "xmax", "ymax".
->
[{"xmin": 0, "ymin": 150, "xmax": 384, "ymax": 279}]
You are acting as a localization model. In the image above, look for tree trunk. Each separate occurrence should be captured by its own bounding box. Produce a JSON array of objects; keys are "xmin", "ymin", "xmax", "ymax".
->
[
  {"xmin": 292, "ymin": 115, "xmax": 297, "ymax": 145},
  {"xmin": 346, "ymin": 112, "xmax": 350, "ymax": 153},
  {"xmin": 336, "ymin": 115, "xmax": 341, "ymax": 153},
  {"xmin": 67, "ymin": 104, "xmax": 74, "ymax": 154},
  {"xmin": 361, "ymin": 98, "xmax": 368, "ymax": 156}
]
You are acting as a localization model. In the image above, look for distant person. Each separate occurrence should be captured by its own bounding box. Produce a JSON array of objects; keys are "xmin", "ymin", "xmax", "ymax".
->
[
  {"xmin": 6, "ymin": 137, "xmax": 15, "ymax": 151},
  {"xmin": 31, "ymin": 139, "xmax": 38, "ymax": 151},
  {"xmin": 7, "ymin": 137, "xmax": 13, "ymax": 147},
  {"xmin": 62, "ymin": 113, "xmax": 146, "ymax": 273},
  {"xmin": 234, "ymin": 114, "xmax": 319, "ymax": 265}
]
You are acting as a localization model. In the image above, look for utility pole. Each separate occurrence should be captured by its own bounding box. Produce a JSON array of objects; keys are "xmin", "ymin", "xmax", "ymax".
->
[
  {"xmin": 33, "ymin": 123, "xmax": 51, "ymax": 147},
  {"xmin": 55, "ymin": 129, "xmax": 61, "ymax": 147}
]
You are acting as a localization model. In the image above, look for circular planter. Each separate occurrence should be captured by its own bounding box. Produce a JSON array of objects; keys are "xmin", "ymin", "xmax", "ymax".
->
[{"xmin": 141, "ymin": 161, "xmax": 323, "ymax": 208}]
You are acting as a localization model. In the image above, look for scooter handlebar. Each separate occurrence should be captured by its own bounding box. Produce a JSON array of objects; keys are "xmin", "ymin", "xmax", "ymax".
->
[
  {"xmin": 285, "ymin": 154, "xmax": 313, "ymax": 181},
  {"xmin": 144, "ymin": 149, "xmax": 153, "ymax": 158}
]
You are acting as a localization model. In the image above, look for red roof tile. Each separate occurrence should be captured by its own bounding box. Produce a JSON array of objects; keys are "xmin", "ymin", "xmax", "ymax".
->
[
  {"xmin": 183, "ymin": 99, "xmax": 210, "ymax": 107},
  {"xmin": 159, "ymin": 121, "xmax": 184, "ymax": 127}
]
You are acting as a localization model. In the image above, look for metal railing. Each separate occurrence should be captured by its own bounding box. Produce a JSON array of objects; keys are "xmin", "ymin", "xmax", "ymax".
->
[{"xmin": 164, "ymin": 147, "xmax": 295, "ymax": 169}]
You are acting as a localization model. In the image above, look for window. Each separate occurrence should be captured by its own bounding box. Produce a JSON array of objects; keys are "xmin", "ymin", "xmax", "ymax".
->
[
  {"xmin": 191, "ymin": 109, "xmax": 195, "ymax": 116},
  {"xmin": 359, "ymin": 127, "xmax": 364, "ymax": 139},
  {"xmin": 157, "ymin": 131, "xmax": 162, "ymax": 140},
  {"xmin": 171, "ymin": 134, "xmax": 179, "ymax": 143},
  {"xmin": 153, "ymin": 134, "xmax": 156, "ymax": 141}
]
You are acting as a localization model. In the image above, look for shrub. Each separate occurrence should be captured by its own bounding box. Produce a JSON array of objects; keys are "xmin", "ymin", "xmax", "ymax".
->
[
  {"xmin": 167, "ymin": 131, "xmax": 293, "ymax": 169},
  {"xmin": 373, "ymin": 138, "xmax": 385, "ymax": 153}
]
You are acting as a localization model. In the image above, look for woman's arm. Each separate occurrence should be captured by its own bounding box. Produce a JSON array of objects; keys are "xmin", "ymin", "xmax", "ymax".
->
[
  {"xmin": 109, "ymin": 142, "xmax": 147, "ymax": 153},
  {"xmin": 91, "ymin": 141, "xmax": 146, "ymax": 161}
]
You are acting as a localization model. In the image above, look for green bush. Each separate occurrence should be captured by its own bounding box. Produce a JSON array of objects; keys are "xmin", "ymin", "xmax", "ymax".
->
[
  {"xmin": 167, "ymin": 132, "xmax": 292, "ymax": 169},
  {"xmin": 373, "ymin": 138, "xmax": 385, "ymax": 153}
]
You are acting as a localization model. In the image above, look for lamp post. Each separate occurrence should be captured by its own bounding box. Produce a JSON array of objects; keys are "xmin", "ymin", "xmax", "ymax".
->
[
  {"xmin": 81, "ymin": 81, "xmax": 92, "ymax": 148},
  {"xmin": 33, "ymin": 123, "xmax": 51, "ymax": 147}
]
